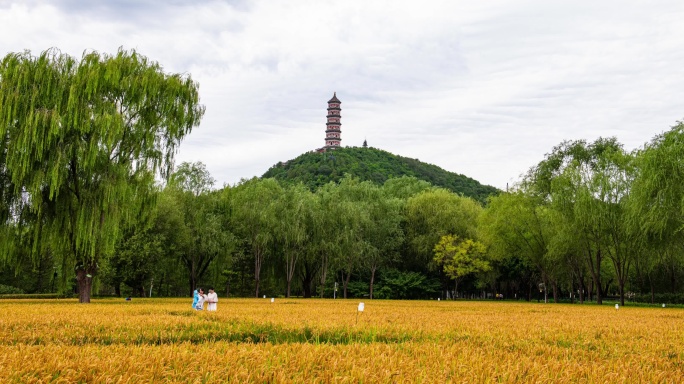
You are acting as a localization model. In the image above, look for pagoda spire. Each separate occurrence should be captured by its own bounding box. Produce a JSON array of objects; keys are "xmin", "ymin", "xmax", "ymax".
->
[{"xmin": 324, "ymin": 92, "xmax": 342, "ymax": 150}]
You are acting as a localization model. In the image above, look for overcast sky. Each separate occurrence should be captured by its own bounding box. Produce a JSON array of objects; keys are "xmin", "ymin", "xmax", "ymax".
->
[{"xmin": 2, "ymin": 0, "xmax": 684, "ymax": 189}]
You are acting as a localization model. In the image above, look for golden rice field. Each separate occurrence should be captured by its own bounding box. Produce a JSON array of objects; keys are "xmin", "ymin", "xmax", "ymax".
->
[{"xmin": 0, "ymin": 298, "xmax": 683, "ymax": 383}]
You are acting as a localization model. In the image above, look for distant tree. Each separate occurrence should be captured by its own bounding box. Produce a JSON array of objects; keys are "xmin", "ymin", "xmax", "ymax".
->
[
  {"xmin": 525, "ymin": 138, "xmax": 633, "ymax": 304},
  {"xmin": 382, "ymin": 176, "xmax": 432, "ymax": 199},
  {"xmin": 0, "ymin": 48, "xmax": 204, "ymax": 303},
  {"xmin": 167, "ymin": 162, "xmax": 232, "ymax": 295},
  {"xmin": 405, "ymin": 189, "xmax": 482, "ymax": 268},
  {"xmin": 433, "ymin": 235, "xmax": 490, "ymax": 297},
  {"xmin": 364, "ymin": 187, "xmax": 404, "ymax": 299},
  {"xmin": 630, "ymin": 122, "xmax": 684, "ymax": 297},
  {"xmin": 479, "ymin": 191, "xmax": 557, "ymax": 301},
  {"xmin": 262, "ymin": 147, "xmax": 498, "ymax": 203},
  {"xmin": 231, "ymin": 178, "xmax": 281, "ymax": 297},
  {"xmin": 273, "ymin": 183, "xmax": 312, "ymax": 297}
]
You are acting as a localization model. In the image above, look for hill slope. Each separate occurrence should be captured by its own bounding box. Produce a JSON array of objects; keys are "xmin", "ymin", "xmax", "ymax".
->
[{"xmin": 262, "ymin": 147, "xmax": 499, "ymax": 203}]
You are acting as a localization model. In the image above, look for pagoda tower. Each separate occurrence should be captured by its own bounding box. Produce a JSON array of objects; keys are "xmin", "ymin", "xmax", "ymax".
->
[{"xmin": 324, "ymin": 92, "xmax": 342, "ymax": 150}]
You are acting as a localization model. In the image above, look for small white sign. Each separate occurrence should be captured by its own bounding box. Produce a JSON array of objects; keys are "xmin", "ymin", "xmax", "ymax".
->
[
  {"xmin": 662, "ymin": 304, "xmax": 666, "ymax": 308},
  {"xmin": 271, "ymin": 298, "xmax": 275, "ymax": 303},
  {"xmin": 615, "ymin": 304, "xmax": 619, "ymax": 310},
  {"xmin": 263, "ymin": 295, "xmax": 266, "ymax": 299},
  {"xmin": 358, "ymin": 302, "xmax": 365, "ymax": 312}
]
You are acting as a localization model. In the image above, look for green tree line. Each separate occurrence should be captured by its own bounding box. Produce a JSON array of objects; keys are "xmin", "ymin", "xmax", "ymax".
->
[{"xmin": 3, "ymin": 48, "xmax": 684, "ymax": 305}]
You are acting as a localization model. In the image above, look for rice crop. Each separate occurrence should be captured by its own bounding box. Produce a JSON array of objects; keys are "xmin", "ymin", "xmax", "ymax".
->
[{"xmin": 0, "ymin": 298, "xmax": 682, "ymax": 383}]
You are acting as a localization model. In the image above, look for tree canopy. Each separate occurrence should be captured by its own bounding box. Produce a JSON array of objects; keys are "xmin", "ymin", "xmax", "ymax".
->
[
  {"xmin": 0, "ymin": 48, "xmax": 204, "ymax": 302},
  {"xmin": 262, "ymin": 147, "xmax": 499, "ymax": 203}
]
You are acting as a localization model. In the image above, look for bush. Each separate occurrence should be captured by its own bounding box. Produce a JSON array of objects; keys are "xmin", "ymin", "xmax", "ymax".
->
[
  {"xmin": 633, "ymin": 293, "xmax": 684, "ymax": 305},
  {"xmin": 376, "ymin": 269, "xmax": 441, "ymax": 300},
  {"xmin": 0, "ymin": 284, "xmax": 24, "ymax": 295},
  {"xmin": 0, "ymin": 293, "xmax": 73, "ymax": 299}
]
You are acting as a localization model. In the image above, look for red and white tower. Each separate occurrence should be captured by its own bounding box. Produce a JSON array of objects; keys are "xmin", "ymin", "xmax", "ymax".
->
[{"xmin": 324, "ymin": 92, "xmax": 342, "ymax": 150}]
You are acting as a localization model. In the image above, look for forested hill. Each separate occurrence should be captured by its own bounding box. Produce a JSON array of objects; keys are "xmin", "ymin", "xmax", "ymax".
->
[{"xmin": 262, "ymin": 147, "xmax": 499, "ymax": 203}]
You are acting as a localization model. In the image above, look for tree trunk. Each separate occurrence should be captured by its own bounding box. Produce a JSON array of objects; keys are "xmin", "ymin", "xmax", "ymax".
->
[
  {"xmin": 670, "ymin": 258, "xmax": 676, "ymax": 294},
  {"xmin": 318, "ymin": 252, "xmax": 329, "ymax": 298},
  {"xmin": 285, "ymin": 250, "xmax": 298, "ymax": 299},
  {"xmin": 602, "ymin": 279, "xmax": 612, "ymax": 302},
  {"xmin": 254, "ymin": 250, "xmax": 263, "ymax": 298},
  {"xmin": 302, "ymin": 280, "xmax": 312, "ymax": 298},
  {"xmin": 75, "ymin": 262, "xmax": 97, "ymax": 303},
  {"xmin": 595, "ymin": 249, "xmax": 603, "ymax": 305},
  {"xmin": 342, "ymin": 271, "xmax": 351, "ymax": 299},
  {"xmin": 527, "ymin": 281, "xmax": 532, "ymax": 301},
  {"xmin": 369, "ymin": 266, "xmax": 377, "ymax": 300},
  {"xmin": 189, "ymin": 275, "xmax": 196, "ymax": 297},
  {"xmin": 301, "ymin": 263, "xmax": 315, "ymax": 298},
  {"xmin": 650, "ymin": 277, "xmax": 655, "ymax": 304},
  {"xmin": 156, "ymin": 273, "xmax": 165, "ymax": 297},
  {"xmin": 552, "ymin": 281, "xmax": 558, "ymax": 303},
  {"xmin": 579, "ymin": 275, "xmax": 585, "ymax": 304}
]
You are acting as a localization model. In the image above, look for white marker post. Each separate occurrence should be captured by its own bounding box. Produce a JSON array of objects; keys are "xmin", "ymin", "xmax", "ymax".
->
[
  {"xmin": 271, "ymin": 298, "xmax": 275, "ymax": 303},
  {"xmin": 615, "ymin": 304, "xmax": 619, "ymax": 310},
  {"xmin": 356, "ymin": 302, "xmax": 365, "ymax": 324}
]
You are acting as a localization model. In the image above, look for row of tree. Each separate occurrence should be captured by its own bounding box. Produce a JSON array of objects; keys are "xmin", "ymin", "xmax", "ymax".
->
[
  {"xmin": 3, "ymin": 48, "xmax": 684, "ymax": 304},
  {"xmin": 104, "ymin": 123, "xmax": 684, "ymax": 305},
  {"xmin": 105, "ymin": 165, "xmax": 483, "ymax": 300},
  {"xmin": 483, "ymin": 129, "xmax": 684, "ymax": 306}
]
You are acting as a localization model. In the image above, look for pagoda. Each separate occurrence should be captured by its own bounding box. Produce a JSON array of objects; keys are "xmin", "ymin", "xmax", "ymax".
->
[{"xmin": 324, "ymin": 92, "xmax": 342, "ymax": 150}]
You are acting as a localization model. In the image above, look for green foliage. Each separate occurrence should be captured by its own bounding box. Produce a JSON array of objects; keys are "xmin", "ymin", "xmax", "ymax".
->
[
  {"xmin": 0, "ymin": 48, "xmax": 204, "ymax": 302},
  {"xmin": 262, "ymin": 147, "xmax": 499, "ymax": 203},
  {"xmin": 375, "ymin": 269, "xmax": 441, "ymax": 300},
  {"xmin": 406, "ymin": 188, "xmax": 483, "ymax": 267},
  {"xmin": 0, "ymin": 284, "xmax": 24, "ymax": 295},
  {"xmin": 433, "ymin": 235, "xmax": 490, "ymax": 286}
]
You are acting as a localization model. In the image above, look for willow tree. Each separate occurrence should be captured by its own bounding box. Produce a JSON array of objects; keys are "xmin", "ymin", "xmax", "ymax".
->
[
  {"xmin": 231, "ymin": 178, "xmax": 282, "ymax": 297},
  {"xmin": 630, "ymin": 122, "xmax": 684, "ymax": 295},
  {"xmin": 0, "ymin": 48, "xmax": 204, "ymax": 302}
]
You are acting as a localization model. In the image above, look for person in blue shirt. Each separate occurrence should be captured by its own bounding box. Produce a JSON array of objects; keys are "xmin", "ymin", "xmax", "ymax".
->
[{"xmin": 192, "ymin": 289, "xmax": 198, "ymax": 309}]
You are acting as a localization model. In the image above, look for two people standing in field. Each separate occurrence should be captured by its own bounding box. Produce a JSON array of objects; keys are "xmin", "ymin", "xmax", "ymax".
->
[{"xmin": 193, "ymin": 288, "xmax": 218, "ymax": 311}]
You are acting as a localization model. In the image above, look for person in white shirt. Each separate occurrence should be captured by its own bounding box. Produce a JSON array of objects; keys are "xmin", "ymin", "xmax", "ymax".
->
[
  {"xmin": 206, "ymin": 288, "xmax": 218, "ymax": 311},
  {"xmin": 195, "ymin": 288, "xmax": 206, "ymax": 310}
]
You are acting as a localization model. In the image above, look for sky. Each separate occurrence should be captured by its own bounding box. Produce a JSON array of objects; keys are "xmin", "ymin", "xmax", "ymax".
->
[{"xmin": 2, "ymin": 0, "xmax": 684, "ymax": 189}]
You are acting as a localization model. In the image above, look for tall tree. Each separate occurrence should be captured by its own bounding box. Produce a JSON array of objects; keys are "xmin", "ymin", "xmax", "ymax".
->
[
  {"xmin": 434, "ymin": 234, "xmax": 490, "ymax": 297},
  {"xmin": 479, "ymin": 191, "xmax": 554, "ymax": 300},
  {"xmin": 0, "ymin": 48, "xmax": 204, "ymax": 302},
  {"xmin": 405, "ymin": 188, "xmax": 482, "ymax": 268},
  {"xmin": 525, "ymin": 138, "xmax": 632, "ymax": 304},
  {"xmin": 274, "ymin": 183, "xmax": 312, "ymax": 297},
  {"xmin": 168, "ymin": 162, "xmax": 231, "ymax": 295},
  {"xmin": 630, "ymin": 122, "xmax": 684, "ymax": 299},
  {"xmin": 231, "ymin": 178, "xmax": 281, "ymax": 297},
  {"xmin": 365, "ymin": 186, "xmax": 404, "ymax": 299}
]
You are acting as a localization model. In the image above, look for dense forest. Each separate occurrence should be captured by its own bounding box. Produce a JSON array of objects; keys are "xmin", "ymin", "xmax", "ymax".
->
[
  {"xmin": 262, "ymin": 147, "xmax": 499, "ymax": 203},
  {"xmin": 3, "ymin": 49, "xmax": 684, "ymax": 305}
]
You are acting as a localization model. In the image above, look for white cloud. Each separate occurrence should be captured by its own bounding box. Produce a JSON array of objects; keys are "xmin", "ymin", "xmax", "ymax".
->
[{"xmin": 2, "ymin": 0, "xmax": 684, "ymax": 189}]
